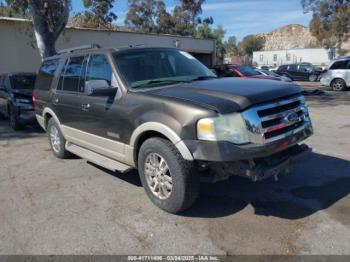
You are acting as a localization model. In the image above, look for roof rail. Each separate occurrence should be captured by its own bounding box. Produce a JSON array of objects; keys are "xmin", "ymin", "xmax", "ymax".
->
[{"xmin": 58, "ymin": 44, "xmax": 101, "ymax": 54}]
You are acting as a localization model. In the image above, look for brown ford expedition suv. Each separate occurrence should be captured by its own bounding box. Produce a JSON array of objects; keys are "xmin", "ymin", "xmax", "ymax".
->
[{"xmin": 33, "ymin": 45, "xmax": 313, "ymax": 213}]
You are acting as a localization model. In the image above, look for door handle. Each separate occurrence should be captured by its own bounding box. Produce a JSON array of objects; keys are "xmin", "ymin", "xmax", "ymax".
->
[{"xmin": 81, "ymin": 103, "xmax": 90, "ymax": 111}]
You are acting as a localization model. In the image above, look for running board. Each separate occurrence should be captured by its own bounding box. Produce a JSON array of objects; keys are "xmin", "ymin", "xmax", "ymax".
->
[{"xmin": 66, "ymin": 143, "xmax": 133, "ymax": 173}]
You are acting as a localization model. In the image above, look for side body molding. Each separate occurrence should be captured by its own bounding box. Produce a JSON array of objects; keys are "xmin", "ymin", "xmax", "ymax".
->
[{"xmin": 128, "ymin": 122, "xmax": 194, "ymax": 161}]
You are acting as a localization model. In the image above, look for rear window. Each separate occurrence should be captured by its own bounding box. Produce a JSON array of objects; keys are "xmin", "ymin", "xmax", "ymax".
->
[
  {"xmin": 236, "ymin": 65, "xmax": 259, "ymax": 76},
  {"xmin": 330, "ymin": 60, "xmax": 350, "ymax": 70},
  {"xmin": 11, "ymin": 75, "xmax": 36, "ymax": 90},
  {"xmin": 36, "ymin": 59, "xmax": 60, "ymax": 91}
]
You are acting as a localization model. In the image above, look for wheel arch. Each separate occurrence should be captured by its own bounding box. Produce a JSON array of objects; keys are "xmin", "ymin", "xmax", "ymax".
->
[
  {"xmin": 42, "ymin": 107, "xmax": 61, "ymax": 130},
  {"xmin": 130, "ymin": 122, "xmax": 194, "ymax": 165}
]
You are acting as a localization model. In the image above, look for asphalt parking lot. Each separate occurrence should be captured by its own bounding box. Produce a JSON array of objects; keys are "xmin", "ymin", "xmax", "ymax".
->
[{"xmin": 0, "ymin": 82, "xmax": 350, "ymax": 255}]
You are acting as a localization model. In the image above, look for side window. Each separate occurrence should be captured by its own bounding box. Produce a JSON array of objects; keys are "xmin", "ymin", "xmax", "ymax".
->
[
  {"xmin": 299, "ymin": 65, "xmax": 312, "ymax": 73},
  {"xmin": 85, "ymin": 54, "xmax": 113, "ymax": 89},
  {"xmin": 330, "ymin": 60, "xmax": 349, "ymax": 70},
  {"xmin": 288, "ymin": 65, "xmax": 297, "ymax": 71},
  {"xmin": 36, "ymin": 59, "xmax": 60, "ymax": 91},
  {"xmin": 60, "ymin": 56, "xmax": 86, "ymax": 92}
]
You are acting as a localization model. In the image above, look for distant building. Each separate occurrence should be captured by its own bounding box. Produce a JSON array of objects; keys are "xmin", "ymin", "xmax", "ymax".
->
[
  {"xmin": 253, "ymin": 48, "xmax": 334, "ymax": 67},
  {"xmin": 0, "ymin": 17, "xmax": 216, "ymax": 73}
]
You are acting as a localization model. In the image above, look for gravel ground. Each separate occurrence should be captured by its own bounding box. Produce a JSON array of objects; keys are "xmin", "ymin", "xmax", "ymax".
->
[{"xmin": 0, "ymin": 82, "xmax": 349, "ymax": 255}]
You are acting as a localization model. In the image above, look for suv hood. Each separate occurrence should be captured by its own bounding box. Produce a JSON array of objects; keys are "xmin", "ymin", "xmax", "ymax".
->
[{"xmin": 147, "ymin": 78, "xmax": 302, "ymax": 113}]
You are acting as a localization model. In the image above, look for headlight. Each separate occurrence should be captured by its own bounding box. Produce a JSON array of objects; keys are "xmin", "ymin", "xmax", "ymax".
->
[{"xmin": 197, "ymin": 113, "xmax": 249, "ymax": 144}]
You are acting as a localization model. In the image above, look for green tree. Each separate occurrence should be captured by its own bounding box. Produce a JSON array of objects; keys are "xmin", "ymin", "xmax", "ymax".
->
[
  {"xmin": 125, "ymin": 0, "xmax": 164, "ymax": 33},
  {"xmin": 196, "ymin": 23, "xmax": 226, "ymax": 63},
  {"xmin": 73, "ymin": 0, "xmax": 117, "ymax": 29},
  {"xmin": 172, "ymin": 0, "xmax": 205, "ymax": 36},
  {"xmin": 4, "ymin": 0, "xmax": 117, "ymax": 58},
  {"xmin": 224, "ymin": 36, "xmax": 240, "ymax": 56},
  {"xmin": 301, "ymin": 0, "xmax": 350, "ymax": 50},
  {"xmin": 238, "ymin": 35, "xmax": 265, "ymax": 56},
  {"xmin": 5, "ymin": 0, "xmax": 70, "ymax": 58}
]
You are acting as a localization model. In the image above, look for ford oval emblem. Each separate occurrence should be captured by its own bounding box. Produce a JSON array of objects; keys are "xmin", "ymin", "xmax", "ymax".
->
[{"xmin": 285, "ymin": 112, "xmax": 299, "ymax": 124}]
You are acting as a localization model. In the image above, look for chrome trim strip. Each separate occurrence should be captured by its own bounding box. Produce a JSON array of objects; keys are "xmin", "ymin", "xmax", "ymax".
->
[{"xmin": 260, "ymin": 107, "xmax": 303, "ymax": 122}]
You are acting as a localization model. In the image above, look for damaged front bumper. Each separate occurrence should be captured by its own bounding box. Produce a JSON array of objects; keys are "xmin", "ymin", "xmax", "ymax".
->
[{"xmin": 200, "ymin": 144, "xmax": 312, "ymax": 182}]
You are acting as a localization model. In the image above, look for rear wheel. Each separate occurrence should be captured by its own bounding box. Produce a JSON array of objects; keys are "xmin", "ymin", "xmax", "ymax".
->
[
  {"xmin": 138, "ymin": 137, "xmax": 199, "ymax": 213},
  {"xmin": 331, "ymin": 78, "xmax": 347, "ymax": 91},
  {"xmin": 47, "ymin": 118, "xmax": 71, "ymax": 159},
  {"xmin": 309, "ymin": 75, "xmax": 317, "ymax": 82}
]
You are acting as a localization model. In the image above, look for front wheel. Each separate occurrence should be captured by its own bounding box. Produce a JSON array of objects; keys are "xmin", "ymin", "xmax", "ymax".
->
[
  {"xmin": 138, "ymin": 137, "xmax": 199, "ymax": 213},
  {"xmin": 331, "ymin": 78, "xmax": 347, "ymax": 91}
]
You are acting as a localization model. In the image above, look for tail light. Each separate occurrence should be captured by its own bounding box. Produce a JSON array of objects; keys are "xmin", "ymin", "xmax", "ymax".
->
[{"xmin": 32, "ymin": 91, "xmax": 38, "ymax": 109}]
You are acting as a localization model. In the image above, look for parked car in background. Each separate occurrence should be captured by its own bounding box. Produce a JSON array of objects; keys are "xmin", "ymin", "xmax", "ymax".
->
[
  {"xmin": 260, "ymin": 65, "xmax": 272, "ymax": 71},
  {"xmin": 276, "ymin": 63, "xmax": 321, "ymax": 82},
  {"xmin": 212, "ymin": 64, "xmax": 281, "ymax": 81},
  {"xmin": 0, "ymin": 72, "xmax": 37, "ymax": 130},
  {"xmin": 256, "ymin": 69, "xmax": 293, "ymax": 82},
  {"xmin": 320, "ymin": 58, "xmax": 350, "ymax": 91},
  {"xmin": 34, "ymin": 45, "xmax": 313, "ymax": 213}
]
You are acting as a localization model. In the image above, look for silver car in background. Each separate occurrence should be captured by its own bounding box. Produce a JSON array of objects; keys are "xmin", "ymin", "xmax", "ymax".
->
[
  {"xmin": 256, "ymin": 69, "xmax": 293, "ymax": 82},
  {"xmin": 320, "ymin": 58, "xmax": 350, "ymax": 91}
]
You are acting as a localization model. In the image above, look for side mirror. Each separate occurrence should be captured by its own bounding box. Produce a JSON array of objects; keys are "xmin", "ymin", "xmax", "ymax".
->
[{"xmin": 85, "ymin": 80, "xmax": 117, "ymax": 96}]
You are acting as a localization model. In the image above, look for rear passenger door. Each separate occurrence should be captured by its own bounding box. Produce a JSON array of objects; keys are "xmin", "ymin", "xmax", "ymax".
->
[
  {"xmin": 53, "ymin": 55, "xmax": 87, "ymax": 129},
  {"xmin": 287, "ymin": 65, "xmax": 300, "ymax": 80}
]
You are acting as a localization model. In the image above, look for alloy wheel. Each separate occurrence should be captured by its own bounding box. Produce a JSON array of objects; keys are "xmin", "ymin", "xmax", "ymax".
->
[
  {"xmin": 144, "ymin": 153, "xmax": 173, "ymax": 200},
  {"xmin": 50, "ymin": 126, "xmax": 61, "ymax": 153},
  {"xmin": 332, "ymin": 79, "xmax": 345, "ymax": 91}
]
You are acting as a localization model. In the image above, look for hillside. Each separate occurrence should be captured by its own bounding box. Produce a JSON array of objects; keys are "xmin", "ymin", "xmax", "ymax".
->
[{"xmin": 258, "ymin": 24, "xmax": 319, "ymax": 51}]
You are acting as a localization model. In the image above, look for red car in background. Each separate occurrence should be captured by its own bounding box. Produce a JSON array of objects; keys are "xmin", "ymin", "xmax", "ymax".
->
[{"xmin": 212, "ymin": 64, "xmax": 281, "ymax": 81}]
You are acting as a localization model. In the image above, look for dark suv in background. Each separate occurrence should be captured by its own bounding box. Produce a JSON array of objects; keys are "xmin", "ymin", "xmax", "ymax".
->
[
  {"xmin": 276, "ymin": 63, "xmax": 321, "ymax": 82},
  {"xmin": 0, "ymin": 72, "xmax": 37, "ymax": 130},
  {"xmin": 34, "ymin": 45, "xmax": 313, "ymax": 213}
]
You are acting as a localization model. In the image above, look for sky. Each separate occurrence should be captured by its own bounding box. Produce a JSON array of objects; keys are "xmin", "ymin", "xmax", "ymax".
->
[{"xmin": 71, "ymin": 0, "xmax": 312, "ymax": 41}]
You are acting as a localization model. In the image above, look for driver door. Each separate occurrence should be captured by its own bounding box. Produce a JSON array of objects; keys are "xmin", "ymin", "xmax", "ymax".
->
[{"xmin": 75, "ymin": 53, "xmax": 126, "ymax": 160}]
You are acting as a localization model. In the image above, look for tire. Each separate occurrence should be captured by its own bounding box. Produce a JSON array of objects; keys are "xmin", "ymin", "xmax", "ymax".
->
[
  {"xmin": 309, "ymin": 75, "xmax": 317, "ymax": 82},
  {"xmin": 331, "ymin": 78, "xmax": 347, "ymax": 91},
  {"xmin": 47, "ymin": 118, "xmax": 71, "ymax": 159},
  {"xmin": 138, "ymin": 137, "xmax": 200, "ymax": 214},
  {"xmin": 9, "ymin": 106, "xmax": 23, "ymax": 131}
]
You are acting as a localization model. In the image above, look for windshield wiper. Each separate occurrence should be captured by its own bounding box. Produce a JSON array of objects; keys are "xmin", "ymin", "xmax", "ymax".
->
[
  {"xmin": 132, "ymin": 79, "xmax": 189, "ymax": 89},
  {"xmin": 189, "ymin": 75, "xmax": 218, "ymax": 82}
]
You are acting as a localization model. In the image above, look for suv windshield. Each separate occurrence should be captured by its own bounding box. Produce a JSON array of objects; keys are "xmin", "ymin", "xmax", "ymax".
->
[
  {"xmin": 113, "ymin": 49, "xmax": 216, "ymax": 89},
  {"xmin": 11, "ymin": 75, "xmax": 36, "ymax": 90},
  {"xmin": 236, "ymin": 65, "xmax": 259, "ymax": 76}
]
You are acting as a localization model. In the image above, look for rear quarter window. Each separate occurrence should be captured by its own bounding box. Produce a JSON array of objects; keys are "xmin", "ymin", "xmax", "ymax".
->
[
  {"xmin": 35, "ymin": 59, "xmax": 60, "ymax": 91},
  {"xmin": 330, "ymin": 60, "xmax": 350, "ymax": 70}
]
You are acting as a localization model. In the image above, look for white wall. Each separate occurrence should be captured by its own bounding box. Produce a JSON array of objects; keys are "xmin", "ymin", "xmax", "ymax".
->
[
  {"xmin": 253, "ymin": 48, "xmax": 331, "ymax": 67},
  {"xmin": 0, "ymin": 17, "xmax": 216, "ymax": 74}
]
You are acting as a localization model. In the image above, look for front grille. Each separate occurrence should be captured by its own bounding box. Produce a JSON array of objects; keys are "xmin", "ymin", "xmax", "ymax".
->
[{"xmin": 242, "ymin": 95, "xmax": 311, "ymax": 144}]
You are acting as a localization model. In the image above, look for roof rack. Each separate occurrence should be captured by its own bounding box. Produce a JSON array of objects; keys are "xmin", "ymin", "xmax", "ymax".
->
[{"xmin": 58, "ymin": 44, "xmax": 101, "ymax": 54}]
